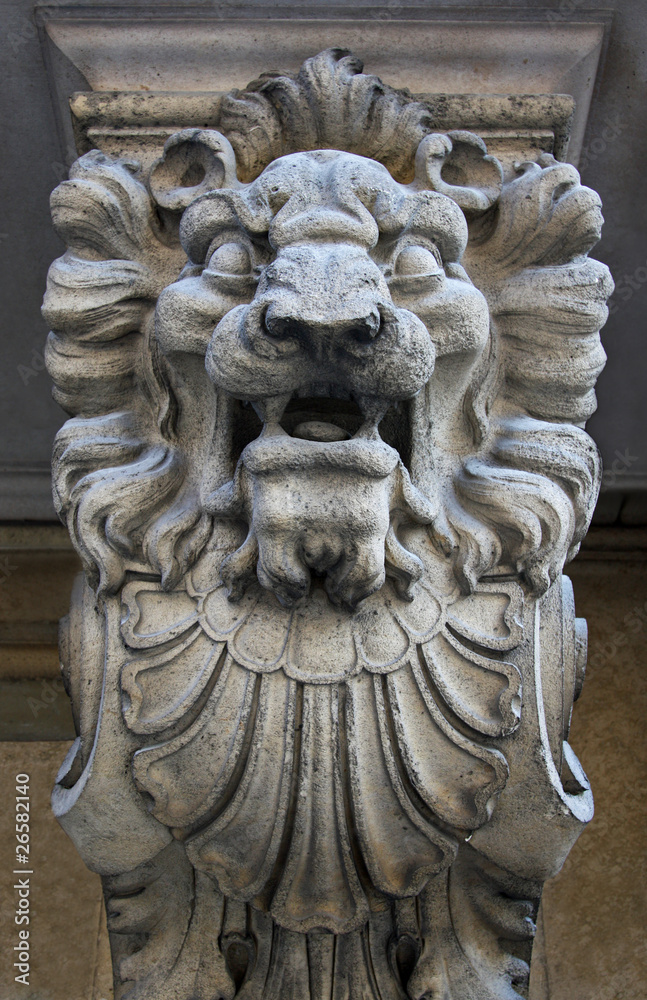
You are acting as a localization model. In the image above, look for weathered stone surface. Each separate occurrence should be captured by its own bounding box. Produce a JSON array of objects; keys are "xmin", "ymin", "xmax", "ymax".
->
[
  {"xmin": 70, "ymin": 90, "xmax": 575, "ymax": 178},
  {"xmin": 43, "ymin": 50, "xmax": 612, "ymax": 999}
]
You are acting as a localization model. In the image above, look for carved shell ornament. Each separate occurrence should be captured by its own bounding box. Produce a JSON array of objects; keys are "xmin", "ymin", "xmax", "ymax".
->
[{"xmin": 45, "ymin": 50, "xmax": 611, "ymax": 999}]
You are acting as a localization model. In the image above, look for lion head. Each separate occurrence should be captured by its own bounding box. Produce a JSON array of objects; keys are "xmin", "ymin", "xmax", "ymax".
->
[{"xmin": 43, "ymin": 49, "xmax": 612, "ymax": 608}]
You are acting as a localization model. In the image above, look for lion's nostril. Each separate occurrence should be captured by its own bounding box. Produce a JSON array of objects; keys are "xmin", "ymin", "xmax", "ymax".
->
[
  {"xmin": 349, "ymin": 322, "xmax": 379, "ymax": 344},
  {"xmin": 344, "ymin": 308, "xmax": 382, "ymax": 348},
  {"xmin": 263, "ymin": 309, "xmax": 382, "ymax": 351},
  {"xmin": 264, "ymin": 315, "xmax": 301, "ymax": 341}
]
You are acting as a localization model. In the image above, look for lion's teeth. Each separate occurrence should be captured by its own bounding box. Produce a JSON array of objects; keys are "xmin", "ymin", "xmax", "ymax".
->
[
  {"xmin": 353, "ymin": 421, "xmax": 382, "ymax": 442},
  {"xmin": 252, "ymin": 393, "xmax": 291, "ymax": 425}
]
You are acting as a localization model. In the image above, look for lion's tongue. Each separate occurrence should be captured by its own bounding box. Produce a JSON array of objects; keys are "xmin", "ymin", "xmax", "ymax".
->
[{"xmin": 292, "ymin": 420, "xmax": 350, "ymax": 442}]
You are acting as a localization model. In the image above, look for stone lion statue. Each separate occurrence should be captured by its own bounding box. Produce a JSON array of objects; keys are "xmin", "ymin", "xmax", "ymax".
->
[{"xmin": 44, "ymin": 50, "xmax": 612, "ymax": 1000}]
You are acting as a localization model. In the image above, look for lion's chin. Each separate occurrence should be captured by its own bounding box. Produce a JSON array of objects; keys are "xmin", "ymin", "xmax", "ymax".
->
[{"xmin": 206, "ymin": 424, "xmax": 437, "ymax": 612}]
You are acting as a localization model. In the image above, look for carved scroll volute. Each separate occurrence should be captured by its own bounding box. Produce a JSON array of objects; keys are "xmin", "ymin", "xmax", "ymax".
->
[
  {"xmin": 149, "ymin": 129, "xmax": 241, "ymax": 212},
  {"xmin": 44, "ymin": 49, "xmax": 611, "ymax": 1000},
  {"xmin": 414, "ymin": 130, "xmax": 504, "ymax": 215}
]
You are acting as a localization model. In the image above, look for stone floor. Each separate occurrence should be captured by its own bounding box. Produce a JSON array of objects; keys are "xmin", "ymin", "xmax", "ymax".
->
[{"xmin": 0, "ymin": 558, "xmax": 645, "ymax": 1000}]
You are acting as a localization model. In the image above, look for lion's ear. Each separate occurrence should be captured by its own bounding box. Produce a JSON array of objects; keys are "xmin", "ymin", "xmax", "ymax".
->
[
  {"xmin": 149, "ymin": 129, "xmax": 240, "ymax": 212},
  {"xmin": 414, "ymin": 132, "xmax": 503, "ymax": 216}
]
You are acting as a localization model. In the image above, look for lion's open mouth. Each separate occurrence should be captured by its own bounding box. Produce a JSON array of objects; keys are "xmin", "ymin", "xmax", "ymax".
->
[
  {"xmin": 279, "ymin": 391, "xmax": 363, "ymax": 442},
  {"xmin": 232, "ymin": 390, "xmax": 411, "ymax": 469},
  {"xmin": 205, "ymin": 385, "xmax": 433, "ymax": 610}
]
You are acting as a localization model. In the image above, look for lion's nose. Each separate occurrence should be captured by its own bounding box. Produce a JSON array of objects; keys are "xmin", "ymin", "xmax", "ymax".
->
[{"xmin": 264, "ymin": 307, "xmax": 382, "ymax": 355}]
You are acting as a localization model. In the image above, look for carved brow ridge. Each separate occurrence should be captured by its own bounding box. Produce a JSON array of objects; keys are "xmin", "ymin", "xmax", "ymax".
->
[{"xmin": 182, "ymin": 174, "xmax": 466, "ymax": 264}]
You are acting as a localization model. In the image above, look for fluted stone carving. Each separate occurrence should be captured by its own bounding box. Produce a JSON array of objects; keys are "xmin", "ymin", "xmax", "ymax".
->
[{"xmin": 44, "ymin": 50, "xmax": 612, "ymax": 999}]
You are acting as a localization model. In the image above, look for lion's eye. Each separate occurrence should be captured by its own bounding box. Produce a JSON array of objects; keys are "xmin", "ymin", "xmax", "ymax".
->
[
  {"xmin": 207, "ymin": 242, "xmax": 252, "ymax": 275},
  {"xmin": 394, "ymin": 246, "xmax": 443, "ymax": 277}
]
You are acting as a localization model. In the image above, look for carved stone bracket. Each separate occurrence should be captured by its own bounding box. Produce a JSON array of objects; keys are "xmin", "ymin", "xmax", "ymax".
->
[
  {"xmin": 44, "ymin": 50, "xmax": 612, "ymax": 999},
  {"xmin": 69, "ymin": 90, "xmax": 576, "ymax": 177}
]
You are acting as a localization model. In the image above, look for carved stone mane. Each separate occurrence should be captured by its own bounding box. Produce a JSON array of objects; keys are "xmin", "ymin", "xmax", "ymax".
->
[{"xmin": 44, "ymin": 50, "xmax": 611, "ymax": 999}]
